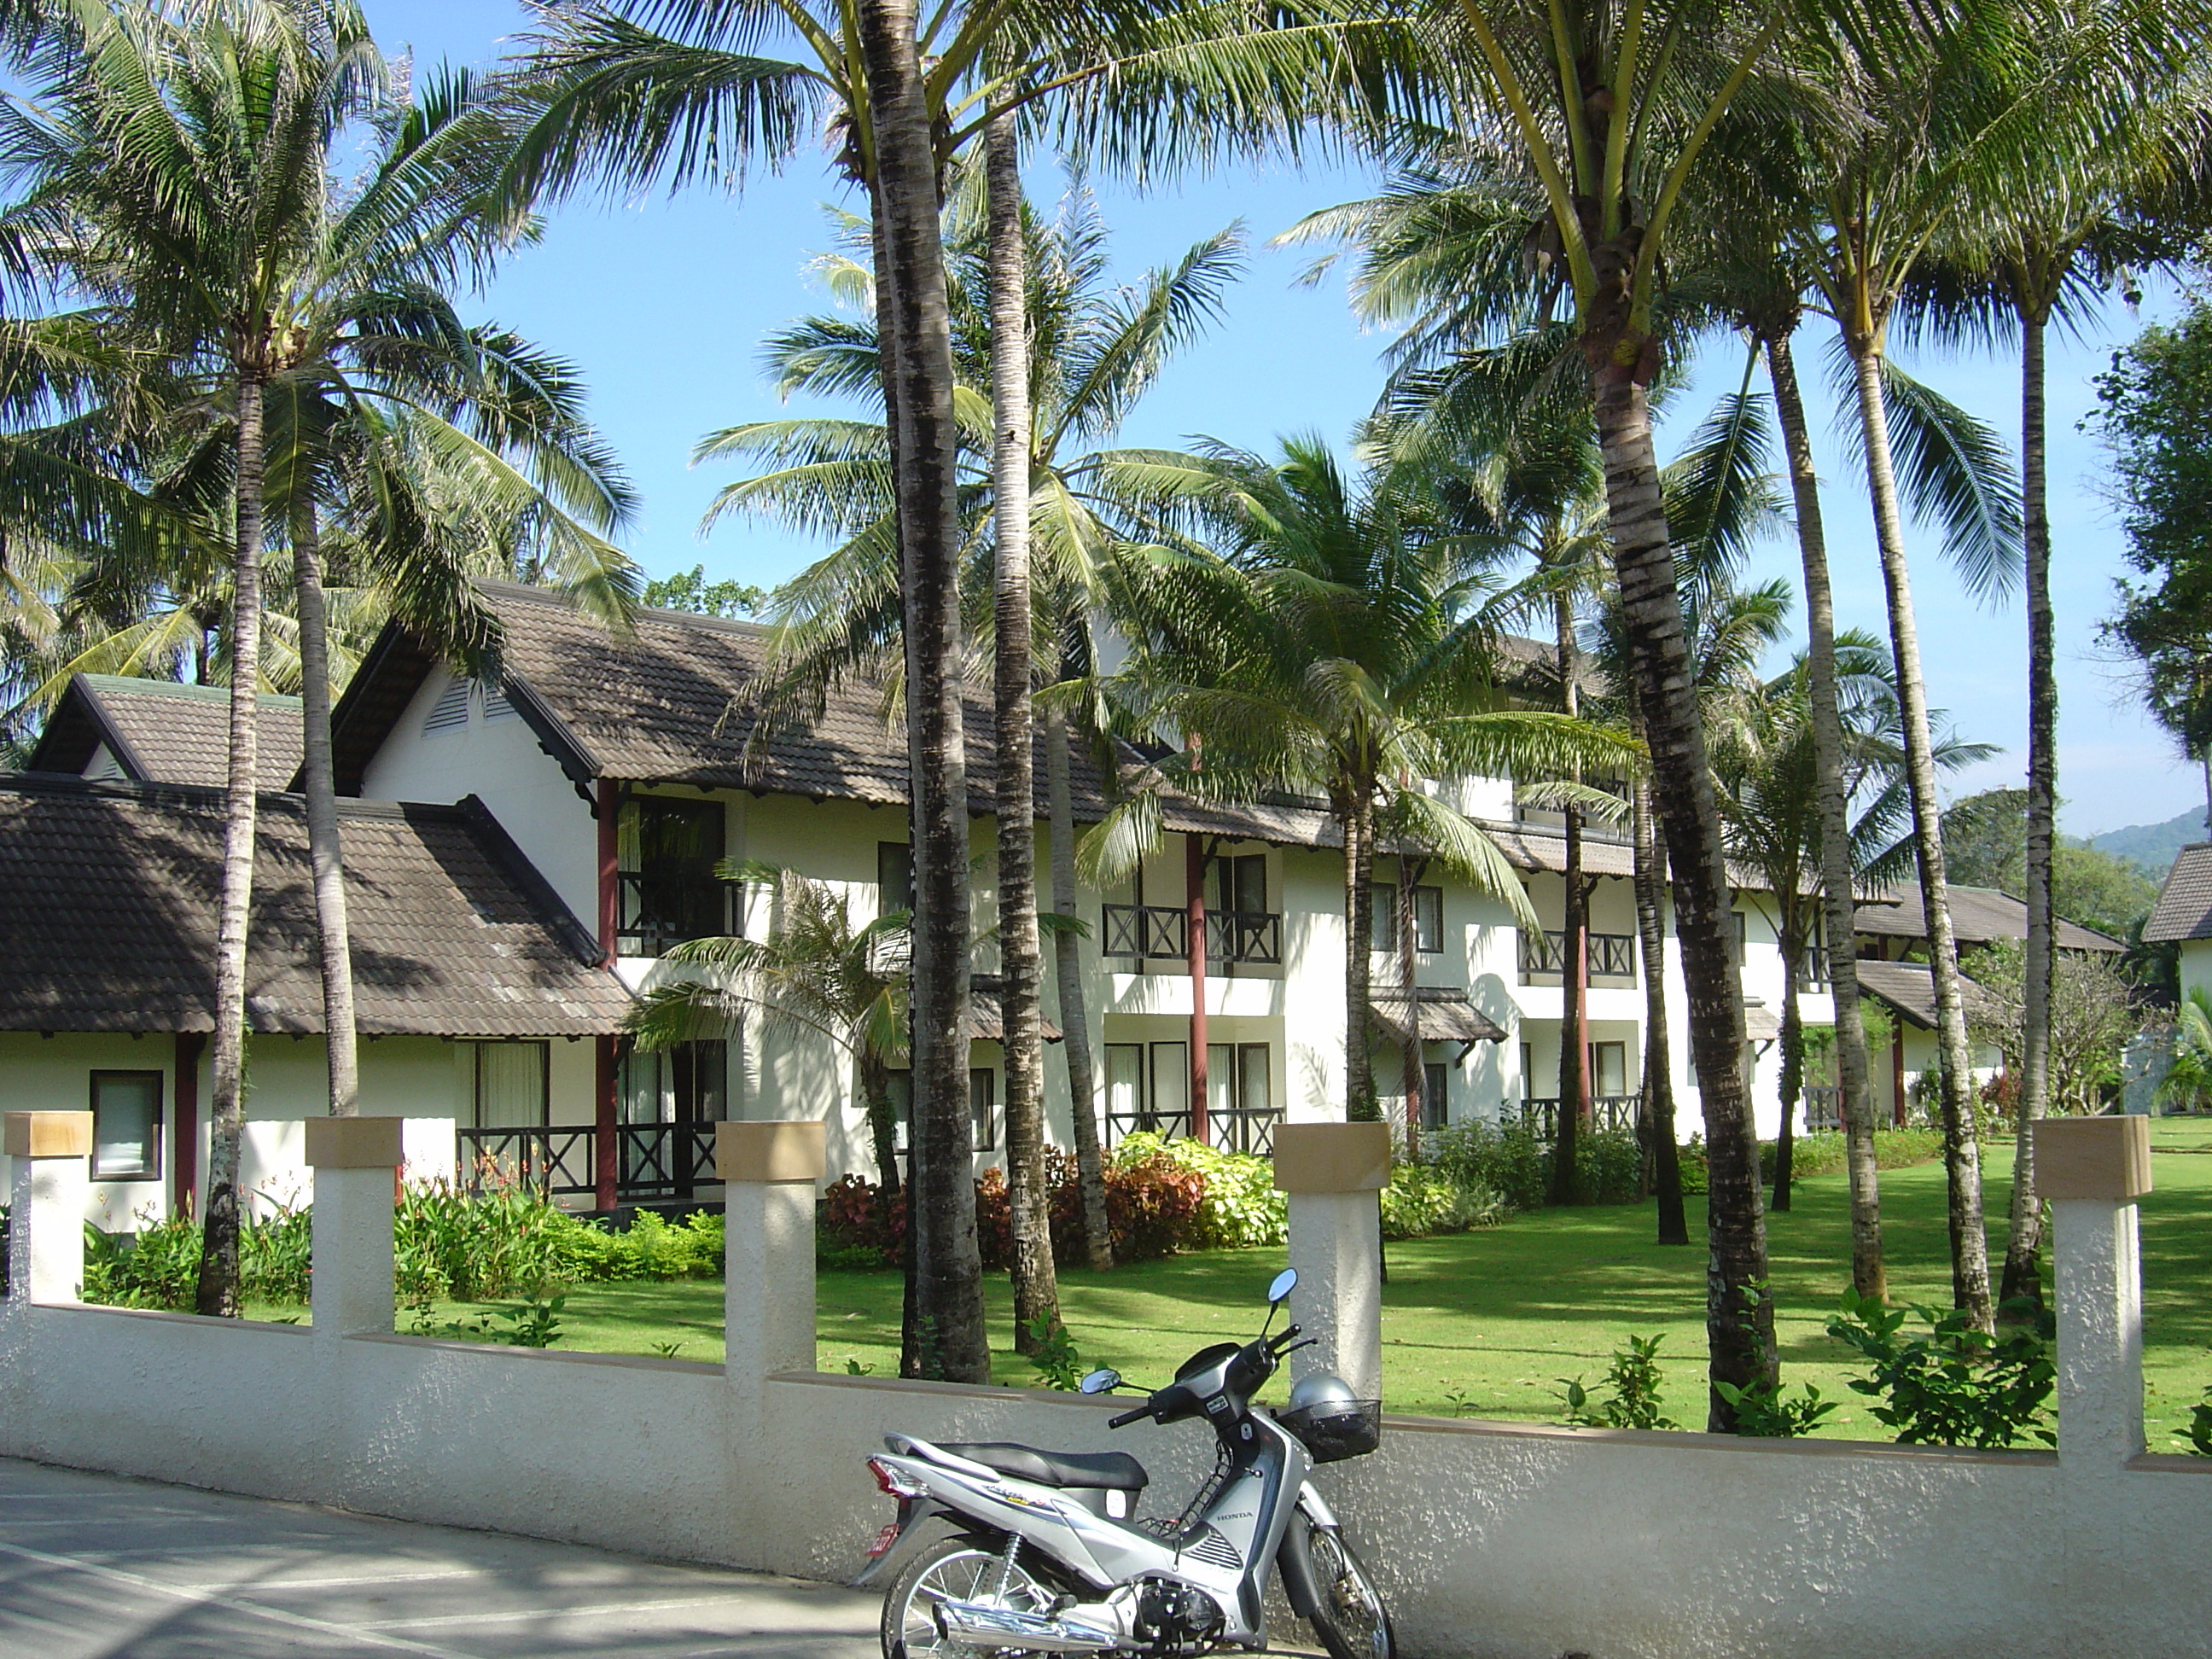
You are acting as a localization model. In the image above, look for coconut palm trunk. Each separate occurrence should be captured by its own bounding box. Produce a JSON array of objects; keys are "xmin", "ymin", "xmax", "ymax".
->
[
  {"xmin": 1773, "ymin": 911, "xmax": 1802, "ymax": 1212},
  {"xmin": 1342, "ymin": 794, "xmax": 1377, "ymax": 1118},
  {"xmin": 1046, "ymin": 705, "xmax": 1112, "ymax": 1267},
  {"xmin": 985, "ymin": 109, "xmax": 1058, "ymax": 1350},
  {"xmin": 197, "ymin": 368, "xmax": 271, "ymax": 1318},
  {"xmin": 858, "ymin": 0, "xmax": 989, "ymax": 1382},
  {"xmin": 1847, "ymin": 342, "xmax": 1992, "ymax": 1333},
  {"xmin": 1592, "ymin": 364, "xmax": 1772, "ymax": 1420},
  {"xmin": 1551, "ymin": 592, "xmax": 1586, "ymax": 1203},
  {"xmin": 1766, "ymin": 332, "xmax": 1883, "ymax": 1299},
  {"xmin": 291, "ymin": 497, "xmax": 358, "ymax": 1121},
  {"xmin": 1399, "ymin": 847, "xmax": 1429, "ymax": 1150},
  {"xmin": 2003, "ymin": 307, "xmax": 2055, "ymax": 1309},
  {"xmin": 1632, "ymin": 773, "xmax": 1688, "ymax": 1245}
]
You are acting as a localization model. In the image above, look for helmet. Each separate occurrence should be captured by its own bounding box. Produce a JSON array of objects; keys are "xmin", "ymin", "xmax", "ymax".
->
[{"xmin": 1288, "ymin": 1372, "xmax": 1359, "ymax": 1414}]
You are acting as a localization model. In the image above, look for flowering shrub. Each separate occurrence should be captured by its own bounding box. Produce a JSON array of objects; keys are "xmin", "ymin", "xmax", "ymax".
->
[{"xmin": 1111, "ymin": 1132, "xmax": 1286, "ymax": 1249}]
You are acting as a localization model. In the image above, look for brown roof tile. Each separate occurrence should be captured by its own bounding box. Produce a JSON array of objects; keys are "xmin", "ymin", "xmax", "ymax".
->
[
  {"xmin": 2145, "ymin": 844, "xmax": 2212, "ymax": 943},
  {"xmin": 1854, "ymin": 882, "xmax": 2124, "ymax": 953},
  {"xmin": 30, "ymin": 674, "xmax": 304, "ymax": 790},
  {"xmin": 1854, "ymin": 958, "xmax": 2002, "ymax": 1030},
  {"xmin": 0, "ymin": 774, "xmax": 630, "ymax": 1036}
]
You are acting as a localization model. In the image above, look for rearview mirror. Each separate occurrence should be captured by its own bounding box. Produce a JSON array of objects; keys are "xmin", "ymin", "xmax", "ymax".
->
[
  {"xmin": 1267, "ymin": 1268, "xmax": 1297, "ymax": 1306},
  {"xmin": 1079, "ymin": 1368, "xmax": 1121, "ymax": 1395}
]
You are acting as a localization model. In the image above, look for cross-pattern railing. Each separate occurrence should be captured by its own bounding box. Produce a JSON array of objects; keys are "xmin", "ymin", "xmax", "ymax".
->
[
  {"xmin": 1802, "ymin": 1086, "xmax": 1842, "ymax": 1132},
  {"xmin": 1516, "ymin": 930, "xmax": 1637, "ymax": 981},
  {"xmin": 1101, "ymin": 1105, "xmax": 1283, "ymax": 1155},
  {"xmin": 456, "ymin": 1123, "xmax": 720, "ymax": 1204},
  {"xmin": 1516, "ymin": 1094, "xmax": 1642, "ymax": 1140},
  {"xmin": 1100, "ymin": 905, "xmax": 1283, "ymax": 965},
  {"xmin": 616, "ymin": 872, "xmax": 736, "ymax": 957}
]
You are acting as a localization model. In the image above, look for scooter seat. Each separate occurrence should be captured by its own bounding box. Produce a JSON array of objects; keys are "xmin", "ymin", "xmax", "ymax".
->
[{"xmin": 939, "ymin": 1442, "xmax": 1149, "ymax": 1493}]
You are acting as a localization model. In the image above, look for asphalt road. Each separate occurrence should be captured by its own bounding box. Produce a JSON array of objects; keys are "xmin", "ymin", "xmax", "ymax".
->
[{"xmin": 0, "ymin": 1458, "xmax": 880, "ymax": 1659}]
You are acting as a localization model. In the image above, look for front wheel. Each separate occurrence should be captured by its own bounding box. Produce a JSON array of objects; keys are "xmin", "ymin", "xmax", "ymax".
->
[
  {"xmin": 880, "ymin": 1536, "xmax": 1055, "ymax": 1659},
  {"xmin": 1301, "ymin": 1526, "xmax": 1394, "ymax": 1659}
]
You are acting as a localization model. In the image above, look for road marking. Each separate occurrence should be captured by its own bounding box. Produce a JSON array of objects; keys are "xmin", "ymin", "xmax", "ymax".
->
[
  {"xmin": 232, "ymin": 1568, "xmax": 492, "ymax": 1591},
  {"xmin": 0, "ymin": 1537, "xmax": 481, "ymax": 1659}
]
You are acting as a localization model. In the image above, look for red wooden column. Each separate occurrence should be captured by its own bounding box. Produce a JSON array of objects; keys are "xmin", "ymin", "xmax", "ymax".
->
[
  {"xmin": 1187, "ymin": 833, "xmax": 1208, "ymax": 1144},
  {"xmin": 596, "ymin": 779, "xmax": 620, "ymax": 1208},
  {"xmin": 172, "ymin": 1030, "xmax": 204, "ymax": 1220},
  {"xmin": 1571, "ymin": 919, "xmax": 1592, "ymax": 1127}
]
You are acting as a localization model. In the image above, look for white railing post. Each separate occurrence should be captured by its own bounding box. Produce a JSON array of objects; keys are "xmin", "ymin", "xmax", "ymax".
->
[
  {"xmin": 719, "ymin": 1121, "xmax": 824, "ymax": 1388},
  {"xmin": 1274, "ymin": 1121, "xmax": 1390, "ymax": 1399},
  {"xmin": 4, "ymin": 1112, "xmax": 91, "ymax": 1304},
  {"xmin": 306, "ymin": 1117, "xmax": 404, "ymax": 1338},
  {"xmin": 2036, "ymin": 1114, "xmax": 2151, "ymax": 1469}
]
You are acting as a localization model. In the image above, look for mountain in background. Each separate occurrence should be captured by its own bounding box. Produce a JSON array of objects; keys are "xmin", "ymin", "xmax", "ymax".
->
[{"xmin": 2086, "ymin": 806, "xmax": 2208, "ymax": 877}]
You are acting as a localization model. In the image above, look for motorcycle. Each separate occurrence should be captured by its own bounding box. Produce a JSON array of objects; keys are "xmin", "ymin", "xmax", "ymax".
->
[{"xmin": 854, "ymin": 1267, "xmax": 1393, "ymax": 1659}]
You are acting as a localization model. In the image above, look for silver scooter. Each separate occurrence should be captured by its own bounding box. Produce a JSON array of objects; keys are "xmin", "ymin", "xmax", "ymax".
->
[{"xmin": 855, "ymin": 1268, "xmax": 1393, "ymax": 1659}]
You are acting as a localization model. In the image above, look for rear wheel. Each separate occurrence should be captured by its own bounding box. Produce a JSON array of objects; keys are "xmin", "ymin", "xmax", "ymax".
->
[
  {"xmin": 880, "ymin": 1536, "xmax": 1054, "ymax": 1659},
  {"xmin": 1301, "ymin": 1526, "xmax": 1394, "ymax": 1659}
]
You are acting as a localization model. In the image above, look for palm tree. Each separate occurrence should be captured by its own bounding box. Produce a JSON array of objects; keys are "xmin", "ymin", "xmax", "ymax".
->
[
  {"xmin": 1092, "ymin": 435, "xmax": 1633, "ymax": 1121},
  {"xmin": 1713, "ymin": 636, "xmax": 1992, "ymax": 1210},
  {"xmin": 9, "ymin": 0, "xmax": 405, "ymax": 1314},
  {"xmin": 630, "ymin": 864, "xmax": 911, "ymax": 1190},
  {"xmin": 708, "ymin": 185, "xmax": 1247, "ymax": 1277}
]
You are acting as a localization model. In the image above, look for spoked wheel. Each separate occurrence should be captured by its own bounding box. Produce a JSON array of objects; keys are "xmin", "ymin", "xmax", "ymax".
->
[
  {"xmin": 880, "ymin": 1537, "xmax": 1056, "ymax": 1659},
  {"xmin": 1301, "ymin": 1525, "xmax": 1395, "ymax": 1659}
]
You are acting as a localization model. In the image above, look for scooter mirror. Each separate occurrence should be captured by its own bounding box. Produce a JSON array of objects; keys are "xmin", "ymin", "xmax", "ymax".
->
[
  {"xmin": 1267, "ymin": 1267, "xmax": 1297, "ymax": 1305},
  {"xmin": 1079, "ymin": 1368, "xmax": 1122, "ymax": 1394}
]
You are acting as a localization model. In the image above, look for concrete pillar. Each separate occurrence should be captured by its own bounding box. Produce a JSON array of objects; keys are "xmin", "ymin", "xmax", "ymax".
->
[
  {"xmin": 1274, "ymin": 1121, "xmax": 1390, "ymax": 1400},
  {"xmin": 306, "ymin": 1117, "xmax": 403, "ymax": 1337},
  {"xmin": 4, "ymin": 1113, "xmax": 91, "ymax": 1304},
  {"xmin": 2036, "ymin": 1114, "xmax": 2152, "ymax": 1467},
  {"xmin": 719, "ymin": 1121, "xmax": 824, "ymax": 1385}
]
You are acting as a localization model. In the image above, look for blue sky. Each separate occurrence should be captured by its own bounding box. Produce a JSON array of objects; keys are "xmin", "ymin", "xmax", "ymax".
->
[{"xmin": 370, "ymin": 0, "xmax": 2197, "ymax": 841}]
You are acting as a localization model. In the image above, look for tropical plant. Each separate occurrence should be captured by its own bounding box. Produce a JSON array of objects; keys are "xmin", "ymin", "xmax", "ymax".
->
[
  {"xmin": 2154, "ymin": 989, "xmax": 2212, "ymax": 1115},
  {"xmin": 1555, "ymin": 1334, "xmax": 1679, "ymax": 1431},
  {"xmin": 628, "ymin": 863, "xmax": 911, "ymax": 1191},
  {"xmin": 1829, "ymin": 1287, "xmax": 2058, "ymax": 1448},
  {"xmin": 1090, "ymin": 435, "xmax": 1633, "ymax": 1119}
]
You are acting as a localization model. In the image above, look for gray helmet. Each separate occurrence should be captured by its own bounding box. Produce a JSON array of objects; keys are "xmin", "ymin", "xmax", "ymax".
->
[{"xmin": 1288, "ymin": 1372, "xmax": 1359, "ymax": 1414}]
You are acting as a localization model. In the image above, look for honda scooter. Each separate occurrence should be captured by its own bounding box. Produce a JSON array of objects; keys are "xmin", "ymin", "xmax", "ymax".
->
[{"xmin": 855, "ymin": 1268, "xmax": 1392, "ymax": 1658}]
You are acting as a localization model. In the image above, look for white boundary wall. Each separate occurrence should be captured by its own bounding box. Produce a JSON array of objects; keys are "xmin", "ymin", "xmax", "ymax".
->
[{"xmin": 4, "ymin": 1114, "xmax": 2209, "ymax": 1659}]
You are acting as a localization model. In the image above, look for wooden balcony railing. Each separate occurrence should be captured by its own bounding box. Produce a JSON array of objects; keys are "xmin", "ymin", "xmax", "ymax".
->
[
  {"xmin": 1517, "ymin": 929, "xmax": 1637, "ymax": 982},
  {"xmin": 615, "ymin": 871, "xmax": 736, "ymax": 957},
  {"xmin": 1101, "ymin": 904, "xmax": 1284, "ymax": 966},
  {"xmin": 457, "ymin": 1123, "xmax": 720, "ymax": 1205},
  {"xmin": 1102, "ymin": 1103, "xmax": 1282, "ymax": 1155},
  {"xmin": 1516, "ymin": 1094, "xmax": 1642, "ymax": 1140}
]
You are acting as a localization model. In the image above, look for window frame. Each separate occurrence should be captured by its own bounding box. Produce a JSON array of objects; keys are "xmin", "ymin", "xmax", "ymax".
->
[
  {"xmin": 878, "ymin": 841, "xmax": 915, "ymax": 916},
  {"xmin": 1370, "ymin": 882, "xmax": 1445, "ymax": 952},
  {"xmin": 969, "ymin": 1067, "xmax": 999, "ymax": 1153},
  {"xmin": 89, "ymin": 1069, "xmax": 163, "ymax": 1181}
]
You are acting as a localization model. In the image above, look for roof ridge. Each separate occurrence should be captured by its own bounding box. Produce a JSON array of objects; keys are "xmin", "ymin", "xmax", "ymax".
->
[
  {"xmin": 475, "ymin": 575, "xmax": 776, "ymax": 642},
  {"xmin": 0, "ymin": 771, "xmax": 463, "ymax": 824},
  {"xmin": 79, "ymin": 672, "xmax": 303, "ymax": 710}
]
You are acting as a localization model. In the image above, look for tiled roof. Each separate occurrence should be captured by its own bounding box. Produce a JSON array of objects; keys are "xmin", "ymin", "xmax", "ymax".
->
[
  {"xmin": 29, "ymin": 674, "xmax": 305, "ymax": 790},
  {"xmin": 0, "ymin": 774, "xmax": 630, "ymax": 1037},
  {"xmin": 1854, "ymin": 958, "xmax": 2001, "ymax": 1031},
  {"xmin": 2145, "ymin": 844, "xmax": 2212, "ymax": 943},
  {"xmin": 1368, "ymin": 987, "xmax": 1509, "ymax": 1045},
  {"xmin": 1854, "ymin": 882, "xmax": 2124, "ymax": 953}
]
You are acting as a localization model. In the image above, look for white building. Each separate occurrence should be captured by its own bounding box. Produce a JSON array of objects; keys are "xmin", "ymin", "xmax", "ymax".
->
[{"xmin": 6, "ymin": 581, "xmax": 1843, "ymax": 1223}]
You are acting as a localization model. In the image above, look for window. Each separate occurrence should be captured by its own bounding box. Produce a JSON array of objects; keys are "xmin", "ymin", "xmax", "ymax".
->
[
  {"xmin": 1588, "ymin": 1041, "xmax": 1627, "ymax": 1098},
  {"xmin": 1149, "ymin": 1042, "xmax": 1190, "ymax": 1132},
  {"xmin": 1104, "ymin": 1044, "xmax": 1144, "ymax": 1130},
  {"xmin": 1422, "ymin": 1062, "xmax": 1450, "ymax": 1131},
  {"xmin": 620, "ymin": 1039, "xmax": 727, "ymax": 1125},
  {"xmin": 422, "ymin": 677, "xmax": 471, "ymax": 736},
  {"xmin": 970, "ymin": 1068, "xmax": 999, "ymax": 1152},
  {"xmin": 1521, "ymin": 1042, "xmax": 1534, "ymax": 1099},
  {"xmin": 616, "ymin": 796, "xmax": 728, "ymax": 954},
  {"xmin": 90, "ymin": 1071, "xmax": 160, "ymax": 1179},
  {"xmin": 1732, "ymin": 911, "xmax": 1748, "ymax": 963},
  {"xmin": 886, "ymin": 1069, "xmax": 913, "ymax": 1153},
  {"xmin": 1370, "ymin": 884, "xmax": 1444, "ymax": 952},
  {"xmin": 469, "ymin": 1040, "xmax": 549, "ymax": 1129},
  {"xmin": 878, "ymin": 842, "xmax": 915, "ymax": 915},
  {"xmin": 1208, "ymin": 853, "xmax": 1267, "ymax": 914}
]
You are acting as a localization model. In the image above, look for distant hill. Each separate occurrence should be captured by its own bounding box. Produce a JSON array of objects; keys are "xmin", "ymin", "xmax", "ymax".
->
[{"xmin": 2086, "ymin": 806, "xmax": 2208, "ymax": 878}]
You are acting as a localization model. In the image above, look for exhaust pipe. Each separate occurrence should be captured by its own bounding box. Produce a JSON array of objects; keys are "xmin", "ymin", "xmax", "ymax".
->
[{"xmin": 934, "ymin": 1598, "xmax": 1118, "ymax": 1652}]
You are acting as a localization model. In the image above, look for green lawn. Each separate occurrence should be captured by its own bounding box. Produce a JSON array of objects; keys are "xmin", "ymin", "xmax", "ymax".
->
[{"xmin": 432, "ymin": 1117, "xmax": 2212, "ymax": 1448}]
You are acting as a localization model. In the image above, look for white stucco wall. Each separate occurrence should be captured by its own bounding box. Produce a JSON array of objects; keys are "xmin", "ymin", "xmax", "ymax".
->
[{"xmin": 360, "ymin": 666, "xmax": 598, "ymax": 922}]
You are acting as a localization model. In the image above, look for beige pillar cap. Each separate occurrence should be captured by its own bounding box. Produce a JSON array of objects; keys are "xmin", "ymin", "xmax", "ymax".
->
[
  {"xmin": 2033, "ymin": 1114, "xmax": 2152, "ymax": 1202},
  {"xmin": 716, "ymin": 1120, "xmax": 826, "ymax": 1184},
  {"xmin": 305, "ymin": 1116, "xmax": 406, "ymax": 1169},
  {"xmin": 3, "ymin": 1110, "xmax": 92, "ymax": 1160},
  {"xmin": 1274, "ymin": 1120, "xmax": 1393, "ymax": 1193}
]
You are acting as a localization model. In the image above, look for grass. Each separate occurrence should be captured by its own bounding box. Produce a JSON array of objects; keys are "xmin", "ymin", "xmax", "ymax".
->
[{"xmin": 424, "ymin": 1116, "xmax": 2212, "ymax": 1448}]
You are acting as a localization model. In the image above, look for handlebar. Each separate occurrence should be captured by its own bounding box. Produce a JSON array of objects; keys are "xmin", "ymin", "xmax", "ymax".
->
[
  {"xmin": 1107, "ymin": 1405, "xmax": 1150, "ymax": 1429},
  {"xmin": 1266, "ymin": 1323, "xmax": 1304, "ymax": 1353}
]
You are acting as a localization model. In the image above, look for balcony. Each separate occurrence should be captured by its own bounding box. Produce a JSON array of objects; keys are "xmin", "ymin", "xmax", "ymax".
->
[
  {"xmin": 616, "ymin": 871, "xmax": 736, "ymax": 957},
  {"xmin": 1102, "ymin": 903, "xmax": 1283, "ymax": 966},
  {"xmin": 1516, "ymin": 1094, "xmax": 1642, "ymax": 1140},
  {"xmin": 1517, "ymin": 929, "xmax": 1637, "ymax": 983}
]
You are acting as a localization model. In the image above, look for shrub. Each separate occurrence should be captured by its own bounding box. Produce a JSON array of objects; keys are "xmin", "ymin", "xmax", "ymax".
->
[
  {"xmin": 2180, "ymin": 1387, "xmax": 2212, "ymax": 1456},
  {"xmin": 1827, "ymin": 1288, "xmax": 2058, "ymax": 1448},
  {"xmin": 83, "ymin": 1203, "xmax": 312, "ymax": 1310},
  {"xmin": 1425, "ymin": 1121, "xmax": 1641, "ymax": 1208},
  {"xmin": 1113, "ymin": 1132, "xmax": 1286, "ymax": 1249},
  {"xmin": 1555, "ymin": 1334, "xmax": 1679, "ymax": 1430},
  {"xmin": 1763, "ymin": 1128, "xmax": 1946, "ymax": 1182},
  {"xmin": 1381, "ymin": 1161, "xmax": 1507, "ymax": 1238},
  {"xmin": 1098, "ymin": 1146, "xmax": 1206, "ymax": 1263}
]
